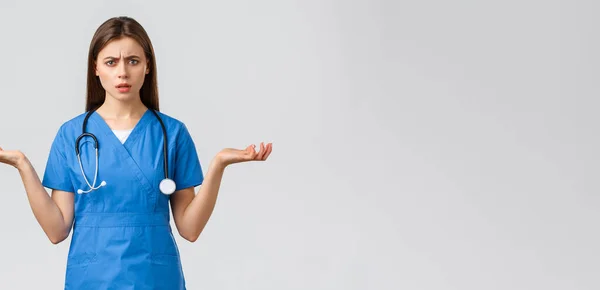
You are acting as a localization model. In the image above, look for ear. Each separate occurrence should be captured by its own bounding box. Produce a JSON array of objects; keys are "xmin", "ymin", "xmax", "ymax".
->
[
  {"xmin": 146, "ymin": 60, "xmax": 150, "ymax": 74},
  {"xmin": 94, "ymin": 61, "xmax": 99, "ymax": 76}
]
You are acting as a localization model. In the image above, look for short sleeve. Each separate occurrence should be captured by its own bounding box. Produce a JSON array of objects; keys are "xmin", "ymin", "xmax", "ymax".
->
[
  {"xmin": 173, "ymin": 124, "xmax": 204, "ymax": 190},
  {"xmin": 42, "ymin": 126, "xmax": 74, "ymax": 193}
]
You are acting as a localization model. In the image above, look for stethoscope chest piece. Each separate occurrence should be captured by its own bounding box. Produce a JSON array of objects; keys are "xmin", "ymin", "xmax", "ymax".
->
[{"xmin": 159, "ymin": 178, "xmax": 176, "ymax": 195}]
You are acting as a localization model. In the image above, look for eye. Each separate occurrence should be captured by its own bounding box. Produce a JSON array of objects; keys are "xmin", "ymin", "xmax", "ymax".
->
[
  {"xmin": 105, "ymin": 60, "xmax": 115, "ymax": 66},
  {"xmin": 130, "ymin": 59, "xmax": 139, "ymax": 65}
]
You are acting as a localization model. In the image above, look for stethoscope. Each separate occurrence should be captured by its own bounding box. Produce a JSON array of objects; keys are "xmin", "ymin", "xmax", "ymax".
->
[{"xmin": 75, "ymin": 108, "xmax": 177, "ymax": 195}]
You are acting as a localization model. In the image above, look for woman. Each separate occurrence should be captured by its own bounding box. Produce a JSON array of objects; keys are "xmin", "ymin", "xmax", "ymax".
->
[{"xmin": 0, "ymin": 16, "xmax": 272, "ymax": 289}]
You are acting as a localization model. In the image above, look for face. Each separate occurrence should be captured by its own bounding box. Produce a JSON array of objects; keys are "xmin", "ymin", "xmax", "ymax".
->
[{"xmin": 95, "ymin": 36, "xmax": 149, "ymax": 102}]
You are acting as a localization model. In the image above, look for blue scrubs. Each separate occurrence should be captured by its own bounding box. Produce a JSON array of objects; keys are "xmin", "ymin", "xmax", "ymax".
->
[{"xmin": 42, "ymin": 109, "xmax": 204, "ymax": 289}]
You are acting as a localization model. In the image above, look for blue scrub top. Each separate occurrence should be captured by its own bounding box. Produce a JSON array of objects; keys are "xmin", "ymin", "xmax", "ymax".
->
[{"xmin": 42, "ymin": 109, "xmax": 204, "ymax": 289}]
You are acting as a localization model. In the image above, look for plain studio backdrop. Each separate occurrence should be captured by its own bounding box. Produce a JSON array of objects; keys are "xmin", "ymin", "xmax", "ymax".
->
[{"xmin": 0, "ymin": 0, "xmax": 598, "ymax": 289}]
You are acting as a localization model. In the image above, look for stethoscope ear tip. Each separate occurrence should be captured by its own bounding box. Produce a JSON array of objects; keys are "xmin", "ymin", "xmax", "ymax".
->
[{"xmin": 77, "ymin": 181, "xmax": 106, "ymax": 194}]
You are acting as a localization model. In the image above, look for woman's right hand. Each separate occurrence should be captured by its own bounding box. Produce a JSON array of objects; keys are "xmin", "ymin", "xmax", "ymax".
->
[{"xmin": 0, "ymin": 146, "xmax": 27, "ymax": 169}]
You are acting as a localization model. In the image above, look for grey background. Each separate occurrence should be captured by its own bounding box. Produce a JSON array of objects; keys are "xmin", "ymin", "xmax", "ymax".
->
[{"xmin": 0, "ymin": 0, "xmax": 598, "ymax": 289}]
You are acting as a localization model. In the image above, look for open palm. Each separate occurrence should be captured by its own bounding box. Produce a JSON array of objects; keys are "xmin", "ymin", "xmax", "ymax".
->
[{"xmin": 218, "ymin": 142, "xmax": 273, "ymax": 166}]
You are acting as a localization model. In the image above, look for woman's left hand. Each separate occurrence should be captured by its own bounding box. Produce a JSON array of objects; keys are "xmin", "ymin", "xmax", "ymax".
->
[{"xmin": 216, "ymin": 142, "xmax": 273, "ymax": 167}]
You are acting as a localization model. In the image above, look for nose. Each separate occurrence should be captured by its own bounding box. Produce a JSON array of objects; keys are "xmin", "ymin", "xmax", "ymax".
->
[{"xmin": 117, "ymin": 61, "xmax": 128, "ymax": 79}]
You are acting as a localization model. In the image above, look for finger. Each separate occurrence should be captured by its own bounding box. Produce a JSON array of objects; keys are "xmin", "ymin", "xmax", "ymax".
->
[
  {"xmin": 247, "ymin": 144, "xmax": 258, "ymax": 159},
  {"xmin": 251, "ymin": 146, "xmax": 259, "ymax": 160},
  {"xmin": 242, "ymin": 146, "xmax": 250, "ymax": 156},
  {"xmin": 258, "ymin": 142, "xmax": 269, "ymax": 161},
  {"xmin": 259, "ymin": 142, "xmax": 269, "ymax": 160},
  {"xmin": 256, "ymin": 142, "xmax": 266, "ymax": 160},
  {"xmin": 261, "ymin": 143, "xmax": 272, "ymax": 160}
]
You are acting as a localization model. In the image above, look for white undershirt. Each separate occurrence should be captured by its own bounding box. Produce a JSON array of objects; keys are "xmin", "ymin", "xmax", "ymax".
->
[{"xmin": 112, "ymin": 129, "xmax": 133, "ymax": 144}]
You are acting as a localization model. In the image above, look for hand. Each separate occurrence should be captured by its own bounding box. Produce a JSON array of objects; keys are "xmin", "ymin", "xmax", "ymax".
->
[
  {"xmin": 0, "ymin": 146, "xmax": 27, "ymax": 169},
  {"xmin": 216, "ymin": 142, "xmax": 273, "ymax": 167}
]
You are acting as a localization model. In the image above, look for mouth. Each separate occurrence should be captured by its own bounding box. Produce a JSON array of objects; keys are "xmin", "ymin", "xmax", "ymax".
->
[{"xmin": 116, "ymin": 83, "xmax": 131, "ymax": 93}]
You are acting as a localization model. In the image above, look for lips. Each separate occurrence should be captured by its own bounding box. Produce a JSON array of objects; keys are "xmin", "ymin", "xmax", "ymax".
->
[{"xmin": 116, "ymin": 83, "xmax": 132, "ymax": 93}]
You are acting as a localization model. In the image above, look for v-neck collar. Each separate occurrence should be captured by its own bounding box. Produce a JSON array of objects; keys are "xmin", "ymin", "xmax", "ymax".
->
[{"xmin": 90, "ymin": 109, "xmax": 151, "ymax": 148}]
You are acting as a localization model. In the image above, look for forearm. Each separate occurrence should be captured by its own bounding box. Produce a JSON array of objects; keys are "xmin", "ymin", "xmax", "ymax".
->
[
  {"xmin": 16, "ymin": 158, "xmax": 69, "ymax": 243},
  {"xmin": 180, "ymin": 158, "xmax": 226, "ymax": 241}
]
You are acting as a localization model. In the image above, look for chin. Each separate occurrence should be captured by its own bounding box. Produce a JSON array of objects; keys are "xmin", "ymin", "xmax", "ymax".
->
[{"xmin": 108, "ymin": 91, "xmax": 139, "ymax": 102}]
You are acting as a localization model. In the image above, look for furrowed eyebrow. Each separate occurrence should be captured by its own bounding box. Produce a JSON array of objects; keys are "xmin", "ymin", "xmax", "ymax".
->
[{"xmin": 103, "ymin": 55, "xmax": 141, "ymax": 60}]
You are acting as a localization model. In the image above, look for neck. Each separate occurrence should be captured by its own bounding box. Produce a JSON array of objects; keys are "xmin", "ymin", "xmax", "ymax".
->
[{"xmin": 96, "ymin": 93, "xmax": 148, "ymax": 119}]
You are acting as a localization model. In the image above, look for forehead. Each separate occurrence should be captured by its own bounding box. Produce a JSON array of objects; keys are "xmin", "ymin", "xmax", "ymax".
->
[{"xmin": 97, "ymin": 36, "xmax": 145, "ymax": 58}]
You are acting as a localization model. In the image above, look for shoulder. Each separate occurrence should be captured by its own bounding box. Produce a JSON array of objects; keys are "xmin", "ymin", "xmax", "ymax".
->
[
  {"xmin": 153, "ymin": 111, "xmax": 189, "ymax": 132},
  {"xmin": 152, "ymin": 110, "xmax": 195, "ymax": 142},
  {"xmin": 50, "ymin": 112, "xmax": 89, "ymax": 141}
]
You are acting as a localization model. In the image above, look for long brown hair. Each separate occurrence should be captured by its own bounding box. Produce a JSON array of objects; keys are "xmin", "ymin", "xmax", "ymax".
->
[{"xmin": 86, "ymin": 16, "xmax": 159, "ymax": 112}]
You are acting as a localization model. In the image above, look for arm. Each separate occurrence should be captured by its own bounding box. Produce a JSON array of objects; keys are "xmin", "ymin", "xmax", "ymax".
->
[
  {"xmin": 7, "ymin": 152, "xmax": 74, "ymax": 244},
  {"xmin": 170, "ymin": 157, "xmax": 225, "ymax": 242},
  {"xmin": 171, "ymin": 142, "xmax": 273, "ymax": 242}
]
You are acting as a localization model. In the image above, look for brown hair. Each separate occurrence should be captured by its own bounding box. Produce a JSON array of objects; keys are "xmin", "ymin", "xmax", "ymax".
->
[{"xmin": 85, "ymin": 16, "xmax": 159, "ymax": 112}]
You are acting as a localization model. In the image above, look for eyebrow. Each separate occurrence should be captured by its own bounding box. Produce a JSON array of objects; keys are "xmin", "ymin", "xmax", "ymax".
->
[{"xmin": 103, "ymin": 55, "xmax": 141, "ymax": 60}]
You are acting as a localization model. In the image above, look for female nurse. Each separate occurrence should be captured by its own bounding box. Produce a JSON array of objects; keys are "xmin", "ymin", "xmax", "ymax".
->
[{"xmin": 0, "ymin": 16, "xmax": 273, "ymax": 289}]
